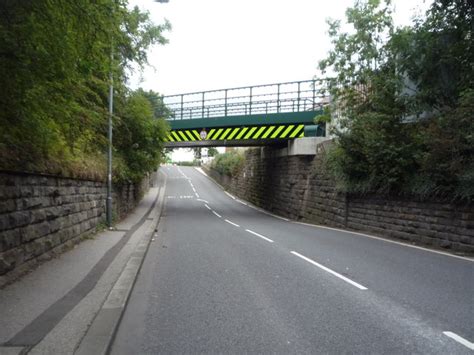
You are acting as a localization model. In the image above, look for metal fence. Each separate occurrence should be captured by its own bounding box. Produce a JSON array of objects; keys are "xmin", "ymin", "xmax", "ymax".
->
[{"xmin": 163, "ymin": 79, "xmax": 328, "ymax": 120}]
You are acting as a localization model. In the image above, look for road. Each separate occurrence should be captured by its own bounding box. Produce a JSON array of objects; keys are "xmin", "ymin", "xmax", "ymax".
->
[{"xmin": 110, "ymin": 165, "xmax": 474, "ymax": 354}]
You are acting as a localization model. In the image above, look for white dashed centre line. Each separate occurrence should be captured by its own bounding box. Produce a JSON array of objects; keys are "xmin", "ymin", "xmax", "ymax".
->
[
  {"xmin": 291, "ymin": 251, "xmax": 368, "ymax": 290},
  {"xmin": 225, "ymin": 219, "xmax": 240, "ymax": 227},
  {"xmin": 443, "ymin": 331, "xmax": 474, "ymax": 350},
  {"xmin": 245, "ymin": 229, "xmax": 274, "ymax": 243},
  {"xmin": 212, "ymin": 211, "xmax": 222, "ymax": 218}
]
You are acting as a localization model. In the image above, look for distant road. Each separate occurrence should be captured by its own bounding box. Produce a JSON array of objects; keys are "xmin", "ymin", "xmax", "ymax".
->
[{"xmin": 111, "ymin": 166, "xmax": 474, "ymax": 354}]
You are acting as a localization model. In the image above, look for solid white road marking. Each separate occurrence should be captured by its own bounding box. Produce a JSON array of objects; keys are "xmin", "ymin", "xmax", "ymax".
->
[
  {"xmin": 241, "ymin": 201, "xmax": 289, "ymax": 221},
  {"xmin": 225, "ymin": 191, "xmax": 236, "ymax": 200},
  {"xmin": 443, "ymin": 332, "xmax": 474, "ymax": 350},
  {"xmin": 205, "ymin": 204, "xmax": 212, "ymax": 210},
  {"xmin": 197, "ymin": 199, "xmax": 209, "ymax": 203},
  {"xmin": 236, "ymin": 199, "xmax": 248, "ymax": 206},
  {"xmin": 293, "ymin": 221, "xmax": 473, "ymax": 262},
  {"xmin": 291, "ymin": 251, "xmax": 368, "ymax": 290},
  {"xmin": 195, "ymin": 167, "xmax": 208, "ymax": 177},
  {"xmin": 195, "ymin": 193, "xmax": 200, "ymax": 198},
  {"xmin": 225, "ymin": 219, "xmax": 240, "ymax": 227},
  {"xmin": 245, "ymin": 229, "xmax": 274, "ymax": 243},
  {"xmin": 212, "ymin": 211, "xmax": 222, "ymax": 218}
]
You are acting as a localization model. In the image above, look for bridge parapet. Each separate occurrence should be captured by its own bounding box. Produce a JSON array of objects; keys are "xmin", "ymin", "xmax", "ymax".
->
[{"xmin": 163, "ymin": 79, "xmax": 328, "ymax": 121}]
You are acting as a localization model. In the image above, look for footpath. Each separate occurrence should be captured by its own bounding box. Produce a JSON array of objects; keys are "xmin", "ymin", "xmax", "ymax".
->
[{"xmin": 0, "ymin": 170, "xmax": 167, "ymax": 355}]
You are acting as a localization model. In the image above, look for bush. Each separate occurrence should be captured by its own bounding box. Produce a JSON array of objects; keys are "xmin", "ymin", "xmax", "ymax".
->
[
  {"xmin": 211, "ymin": 151, "xmax": 245, "ymax": 177},
  {"xmin": 113, "ymin": 92, "xmax": 169, "ymax": 183},
  {"xmin": 413, "ymin": 89, "xmax": 474, "ymax": 200},
  {"xmin": 174, "ymin": 160, "xmax": 201, "ymax": 167}
]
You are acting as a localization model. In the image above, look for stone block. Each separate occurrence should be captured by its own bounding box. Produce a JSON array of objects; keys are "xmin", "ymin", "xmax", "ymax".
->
[
  {"xmin": 0, "ymin": 199, "xmax": 16, "ymax": 214},
  {"xmin": 34, "ymin": 197, "xmax": 50, "ymax": 209},
  {"xmin": 0, "ymin": 186, "xmax": 21, "ymax": 200},
  {"xmin": 20, "ymin": 221, "xmax": 51, "ymax": 242},
  {"xmin": 0, "ymin": 248, "xmax": 24, "ymax": 275},
  {"xmin": 0, "ymin": 214, "xmax": 10, "ymax": 231},
  {"xmin": 44, "ymin": 206, "xmax": 60, "ymax": 220},
  {"xmin": 23, "ymin": 239, "xmax": 45, "ymax": 261},
  {"xmin": 31, "ymin": 209, "xmax": 47, "ymax": 224},
  {"xmin": 0, "ymin": 229, "xmax": 21, "ymax": 252},
  {"xmin": 49, "ymin": 219, "xmax": 61, "ymax": 233},
  {"xmin": 43, "ymin": 235, "xmax": 57, "ymax": 251},
  {"xmin": 9, "ymin": 211, "xmax": 31, "ymax": 228},
  {"xmin": 20, "ymin": 186, "xmax": 34, "ymax": 197}
]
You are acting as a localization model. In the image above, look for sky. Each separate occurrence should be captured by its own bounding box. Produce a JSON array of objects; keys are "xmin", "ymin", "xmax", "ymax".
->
[
  {"xmin": 128, "ymin": 0, "xmax": 432, "ymax": 161},
  {"xmin": 128, "ymin": 0, "xmax": 432, "ymax": 95}
]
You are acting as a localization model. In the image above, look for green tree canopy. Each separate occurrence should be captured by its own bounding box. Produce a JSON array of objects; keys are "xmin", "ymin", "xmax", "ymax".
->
[
  {"xmin": 0, "ymin": 0, "xmax": 171, "ymax": 181},
  {"xmin": 319, "ymin": 0, "xmax": 473, "ymax": 200}
]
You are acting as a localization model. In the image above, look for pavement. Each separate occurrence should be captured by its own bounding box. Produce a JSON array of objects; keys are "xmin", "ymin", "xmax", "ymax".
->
[
  {"xmin": 110, "ymin": 165, "xmax": 474, "ymax": 354},
  {"xmin": 0, "ymin": 170, "xmax": 166, "ymax": 355}
]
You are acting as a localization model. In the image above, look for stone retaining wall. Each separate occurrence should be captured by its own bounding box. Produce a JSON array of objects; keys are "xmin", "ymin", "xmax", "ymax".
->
[
  {"xmin": 0, "ymin": 171, "xmax": 151, "ymax": 285},
  {"xmin": 207, "ymin": 146, "xmax": 473, "ymax": 253}
]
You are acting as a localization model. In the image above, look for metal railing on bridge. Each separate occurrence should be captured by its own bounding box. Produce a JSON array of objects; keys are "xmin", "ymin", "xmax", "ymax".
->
[{"xmin": 163, "ymin": 79, "xmax": 328, "ymax": 121}]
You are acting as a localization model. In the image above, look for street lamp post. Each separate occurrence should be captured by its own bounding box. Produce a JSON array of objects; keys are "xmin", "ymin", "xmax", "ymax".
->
[{"xmin": 106, "ymin": 46, "xmax": 114, "ymax": 228}]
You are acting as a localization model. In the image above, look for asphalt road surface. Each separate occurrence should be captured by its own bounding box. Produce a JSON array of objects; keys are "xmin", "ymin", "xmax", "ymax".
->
[{"xmin": 110, "ymin": 165, "xmax": 474, "ymax": 354}]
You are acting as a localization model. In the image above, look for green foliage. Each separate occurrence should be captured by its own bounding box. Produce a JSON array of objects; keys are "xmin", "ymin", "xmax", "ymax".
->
[
  {"xmin": 211, "ymin": 151, "xmax": 245, "ymax": 177},
  {"xmin": 314, "ymin": 106, "xmax": 332, "ymax": 124},
  {"xmin": 414, "ymin": 89, "xmax": 474, "ymax": 199},
  {"xmin": 135, "ymin": 89, "xmax": 171, "ymax": 119},
  {"xmin": 326, "ymin": 111, "xmax": 420, "ymax": 194},
  {"xmin": 319, "ymin": 0, "xmax": 473, "ymax": 201},
  {"xmin": 0, "ymin": 0, "xmax": 170, "ymax": 182},
  {"xmin": 394, "ymin": 0, "xmax": 473, "ymax": 112},
  {"xmin": 207, "ymin": 147, "xmax": 219, "ymax": 157},
  {"xmin": 113, "ymin": 91, "xmax": 169, "ymax": 183},
  {"xmin": 319, "ymin": 0, "xmax": 396, "ymax": 116},
  {"xmin": 174, "ymin": 160, "xmax": 201, "ymax": 167}
]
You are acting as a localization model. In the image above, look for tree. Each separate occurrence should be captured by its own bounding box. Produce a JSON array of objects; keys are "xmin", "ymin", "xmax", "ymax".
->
[
  {"xmin": 207, "ymin": 147, "xmax": 219, "ymax": 157},
  {"xmin": 319, "ymin": 0, "xmax": 396, "ymax": 118},
  {"xmin": 319, "ymin": 0, "xmax": 417, "ymax": 194},
  {"xmin": 318, "ymin": 0, "xmax": 473, "ymax": 199},
  {"xmin": 0, "ymin": 0, "xmax": 170, "ymax": 181},
  {"xmin": 396, "ymin": 0, "xmax": 474, "ymax": 199},
  {"xmin": 136, "ymin": 89, "xmax": 171, "ymax": 119},
  {"xmin": 114, "ymin": 91, "xmax": 169, "ymax": 183}
]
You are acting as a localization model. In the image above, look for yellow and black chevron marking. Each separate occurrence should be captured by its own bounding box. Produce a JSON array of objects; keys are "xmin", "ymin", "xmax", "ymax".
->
[{"xmin": 165, "ymin": 124, "xmax": 305, "ymax": 142}]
